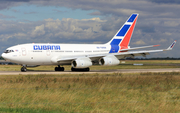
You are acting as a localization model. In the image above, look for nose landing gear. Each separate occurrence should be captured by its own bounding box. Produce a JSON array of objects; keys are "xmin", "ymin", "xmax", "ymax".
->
[{"xmin": 21, "ymin": 66, "xmax": 27, "ymax": 72}]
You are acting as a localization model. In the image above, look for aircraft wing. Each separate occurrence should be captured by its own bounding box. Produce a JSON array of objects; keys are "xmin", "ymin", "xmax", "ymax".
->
[
  {"xmin": 113, "ymin": 49, "xmax": 164, "ymax": 58},
  {"xmin": 56, "ymin": 41, "xmax": 176, "ymax": 63},
  {"xmin": 119, "ymin": 44, "xmax": 160, "ymax": 52}
]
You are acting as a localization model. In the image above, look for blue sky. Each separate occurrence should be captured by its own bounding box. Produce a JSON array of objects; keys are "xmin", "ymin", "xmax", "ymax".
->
[
  {"xmin": 0, "ymin": 0, "xmax": 179, "ymax": 58},
  {"xmin": 0, "ymin": 4, "xmax": 98, "ymax": 22}
]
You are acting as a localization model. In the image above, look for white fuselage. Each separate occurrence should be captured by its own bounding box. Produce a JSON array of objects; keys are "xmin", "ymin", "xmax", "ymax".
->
[{"xmin": 2, "ymin": 43, "xmax": 111, "ymax": 65}]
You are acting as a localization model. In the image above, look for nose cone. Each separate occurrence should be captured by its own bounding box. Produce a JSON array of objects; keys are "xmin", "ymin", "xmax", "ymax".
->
[
  {"xmin": 1, "ymin": 53, "xmax": 8, "ymax": 60},
  {"xmin": 1, "ymin": 53, "xmax": 5, "ymax": 58}
]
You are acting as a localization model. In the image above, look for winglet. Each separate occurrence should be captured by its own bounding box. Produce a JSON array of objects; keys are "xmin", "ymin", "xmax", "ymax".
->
[
  {"xmin": 153, "ymin": 45, "xmax": 160, "ymax": 47},
  {"xmin": 167, "ymin": 40, "xmax": 176, "ymax": 50}
]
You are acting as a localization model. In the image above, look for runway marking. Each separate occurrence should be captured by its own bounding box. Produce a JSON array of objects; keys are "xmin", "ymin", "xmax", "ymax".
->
[{"xmin": 0, "ymin": 68, "xmax": 180, "ymax": 75}]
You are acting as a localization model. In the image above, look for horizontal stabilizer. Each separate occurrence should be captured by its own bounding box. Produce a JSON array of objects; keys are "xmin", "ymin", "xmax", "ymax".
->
[{"xmin": 166, "ymin": 40, "xmax": 176, "ymax": 50}]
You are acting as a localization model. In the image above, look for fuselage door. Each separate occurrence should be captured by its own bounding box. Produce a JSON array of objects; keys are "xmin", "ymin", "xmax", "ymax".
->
[
  {"xmin": 21, "ymin": 48, "xmax": 26, "ymax": 56},
  {"xmin": 46, "ymin": 50, "xmax": 51, "ymax": 56}
]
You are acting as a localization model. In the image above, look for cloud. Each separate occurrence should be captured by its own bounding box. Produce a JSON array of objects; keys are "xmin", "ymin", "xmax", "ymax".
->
[
  {"xmin": 0, "ymin": 14, "xmax": 15, "ymax": 19},
  {"xmin": 133, "ymin": 40, "xmax": 146, "ymax": 45},
  {"xmin": 0, "ymin": 0, "xmax": 30, "ymax": 2},
  {"xmin": 7, "ymin": 0, "xmax": 143, "ymax": 17},
  {"xmin": 159, "ymin": 38, "xmax": 167, "ymax": 43},
  {"xmin": 0, "ymin": 0, "xmax": 179, "ymax": 57},
  {"xmin": 53, "ymin": 9, "xmax": 67, "ymax": 13},
  {"xmin": 148, "ymin": 0, "xmax": 180, "ymax": 4},
  {"xmin": 0, "ymin": 17, "xmax": 109, "ymax": 53},
  {"xmin": 88, "ymin": 11, "xmax": 102, "ymax": 16},
  {"xmin": 138, "ymin": 26, "xmax": 155, "ymax": 33},
  {"xmin": 0, "ymin": 2, "xmax": 20, "ymax": 10},
  {"xmin": 24, "ymin": 11, "xmax": 37, "ymax": 14},
  {"xmin": 31, "ymin": 24, "xmax": 45, "ymax": 37}
]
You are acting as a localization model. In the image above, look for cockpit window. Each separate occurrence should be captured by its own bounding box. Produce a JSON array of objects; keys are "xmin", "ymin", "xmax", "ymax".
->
[{"xmin": 4, "ymin": 50, "xmax": 14, "ymax": 53}]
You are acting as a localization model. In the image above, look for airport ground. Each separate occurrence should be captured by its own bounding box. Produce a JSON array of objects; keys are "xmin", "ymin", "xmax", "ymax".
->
[
  {"xmin": 0, "ymin": 60, "xmax": 180, "ymax": 112},
  {"xmin": 1, "ymin": 60, "xmax": 180, "ymax": 72}
]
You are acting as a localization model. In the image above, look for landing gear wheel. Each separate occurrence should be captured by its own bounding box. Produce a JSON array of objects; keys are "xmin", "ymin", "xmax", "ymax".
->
[
  {"xmin": 55, "ymin": 67, "xmax": 58, "ymax": 71},
  {"xmin": 55, "ymin": 65, "xmax": 65, "ymax": 71},
  {"xmin": 85, "ymin": 68, "xmax": 90, "ymax": 71},
  {"xmin": 71, "ymin": 67, "xmax": 75, "ymax": 71},
  {"xmin": 21, "ymin": 67, "xmax": 27, "ymax": 72},
  {"xmin": 61, "ymin": 67, "xmax": 65, "ymax": 71},
  {"xmin": 71, "ymin": 67, "xmax": 90, "ymax": 72}
]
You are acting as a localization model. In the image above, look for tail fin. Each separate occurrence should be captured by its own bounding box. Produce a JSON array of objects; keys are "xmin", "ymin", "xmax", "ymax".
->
[{"xmin": 107, "ymin": 14, "xmax": 139, "ymax": 53}]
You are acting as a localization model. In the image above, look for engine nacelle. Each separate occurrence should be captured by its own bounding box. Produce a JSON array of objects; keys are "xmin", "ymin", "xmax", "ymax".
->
[
  {"xmin": 99, "ymin": 55, "xmax": 120, "ymax": 66},
  {"xmin": 71, "ymin": 57, "xmax": 92, "ymax": 68}
]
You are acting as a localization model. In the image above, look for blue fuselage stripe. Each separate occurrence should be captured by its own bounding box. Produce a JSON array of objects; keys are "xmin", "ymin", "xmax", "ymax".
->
[
  {"xmin": 109, "ymin": 39, "xmax": 122, "ymax": 53},
  {"xmin": 109, "ymin": 45, "xmax": 119, "ymax": 53}
]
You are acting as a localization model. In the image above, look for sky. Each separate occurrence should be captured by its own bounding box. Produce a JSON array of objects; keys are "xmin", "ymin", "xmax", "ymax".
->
[{"xmin": 0, "ymin": 0, "xmax": 179, "ymax": 58}]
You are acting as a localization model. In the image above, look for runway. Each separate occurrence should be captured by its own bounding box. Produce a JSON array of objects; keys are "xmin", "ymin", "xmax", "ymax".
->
[{"xmin": 0, "ymin": 68, "xmax": 180, "ymax": 75}]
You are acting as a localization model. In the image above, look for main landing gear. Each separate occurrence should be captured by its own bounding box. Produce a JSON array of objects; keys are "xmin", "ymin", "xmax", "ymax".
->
[
  {"xmin": 71, "ymin": 67, "xmax": 90, "ymax": 72},
  {"xmin": 21, "ymin": 66, "xmax": 27, "ymax": 72},
  {"xmin": 55, "ymin": 65, "xmax": 64, "ymax": 71}
]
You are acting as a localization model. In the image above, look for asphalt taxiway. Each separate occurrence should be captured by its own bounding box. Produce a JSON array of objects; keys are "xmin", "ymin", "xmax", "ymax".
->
[{"xmin": 0, "ymin": 68, "xmax": 180, "ymax": 75}]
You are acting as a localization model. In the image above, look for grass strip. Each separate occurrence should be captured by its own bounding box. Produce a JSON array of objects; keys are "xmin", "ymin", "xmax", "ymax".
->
[{"xmin": 0, "ymin": 72, "xmax": 180, "ymax": 112}]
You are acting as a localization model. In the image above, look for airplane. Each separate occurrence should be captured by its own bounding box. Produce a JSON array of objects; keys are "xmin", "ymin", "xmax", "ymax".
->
[{"xmin": 1, "ymin": 13, "xmax": 176, "ymax": 72}]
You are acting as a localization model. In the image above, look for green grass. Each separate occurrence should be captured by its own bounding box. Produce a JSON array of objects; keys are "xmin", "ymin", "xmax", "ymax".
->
[
  {"xmin": 1, "ymin": 72, "xmax": 180, "ymax": 112},
  {"xmin": 0, "ymin": 108, "xmax": 67, "ymax": 113},
  {"xmin": 0, "ymin": 60, "xmax": 180, "ymax": 112}
]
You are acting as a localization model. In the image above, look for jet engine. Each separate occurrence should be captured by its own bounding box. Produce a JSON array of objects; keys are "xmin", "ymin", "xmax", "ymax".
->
[
  {"xmin": 71, "ymin": 57, "xmax": 92, "ymax": 68},
  {"xmin": 99, "ymin": 55, "xmax": 120, "ymax": 66}
]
